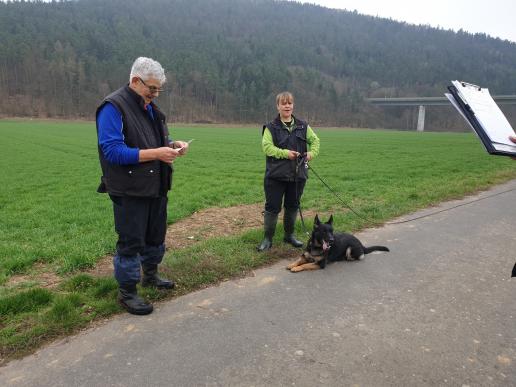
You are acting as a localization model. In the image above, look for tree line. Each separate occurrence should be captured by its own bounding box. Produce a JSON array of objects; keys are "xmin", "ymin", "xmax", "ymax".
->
[{"xmin": 1, "ymin": 0, "xmax": 516, "ymax": 130}]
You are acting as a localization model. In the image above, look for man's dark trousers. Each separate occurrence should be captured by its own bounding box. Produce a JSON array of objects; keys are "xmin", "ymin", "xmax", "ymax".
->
[{"xmin": 110, "ymin": 195, "xmax": 168, "ymax": 287}]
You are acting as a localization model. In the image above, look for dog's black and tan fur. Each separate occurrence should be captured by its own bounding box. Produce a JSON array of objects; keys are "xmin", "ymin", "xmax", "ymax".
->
[{"xmin": 287, "ymin": 215, "xmax": 389, "ymax": 272}]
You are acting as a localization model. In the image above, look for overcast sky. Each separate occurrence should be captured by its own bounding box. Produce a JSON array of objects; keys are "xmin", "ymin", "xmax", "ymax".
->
[{"xmin": 297, "ymin": 0, "xmax": 516, "ymax": 43}]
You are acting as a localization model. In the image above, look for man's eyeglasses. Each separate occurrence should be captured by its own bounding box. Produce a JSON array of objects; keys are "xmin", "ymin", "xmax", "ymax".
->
[{"xmin": 138, "ymin": 78, "xmax": 165, "ymax": 93}]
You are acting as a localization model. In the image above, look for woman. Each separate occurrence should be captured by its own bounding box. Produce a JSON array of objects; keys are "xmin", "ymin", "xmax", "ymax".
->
[{"xmin": 257, "ymin": 91, "xmax": 320, "ymax": 251}]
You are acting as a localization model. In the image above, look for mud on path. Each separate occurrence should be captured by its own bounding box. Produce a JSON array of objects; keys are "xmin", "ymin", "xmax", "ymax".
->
[{"xmin": 8, "ymin": 203, "xmax": 319, "ymax": 288}]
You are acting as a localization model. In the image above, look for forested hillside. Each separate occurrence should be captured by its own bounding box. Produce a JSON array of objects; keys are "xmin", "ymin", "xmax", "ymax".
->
[{"xmin": 1, "ymin": 0, "xmax": 516, "ymax": 130}]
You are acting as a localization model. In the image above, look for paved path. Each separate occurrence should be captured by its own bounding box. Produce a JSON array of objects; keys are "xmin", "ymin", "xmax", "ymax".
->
[{"xmin": 2, "ymin": 181, "xmax": 516, "ymax": 386}]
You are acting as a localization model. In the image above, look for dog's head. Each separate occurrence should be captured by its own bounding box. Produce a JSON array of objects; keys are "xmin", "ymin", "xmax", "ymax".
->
[{"xmin": 307, "ymin": 214, "xmax": 335, "ymax": 256}]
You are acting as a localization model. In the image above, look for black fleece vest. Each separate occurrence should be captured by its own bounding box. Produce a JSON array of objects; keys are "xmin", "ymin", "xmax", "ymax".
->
[
  {"xmin": 262, "ymin": 115, "xmax": 308, "ymax": 181},
  {"xmin": 96, "ymin": 85, "xmax": 172, "ymax": 197}
]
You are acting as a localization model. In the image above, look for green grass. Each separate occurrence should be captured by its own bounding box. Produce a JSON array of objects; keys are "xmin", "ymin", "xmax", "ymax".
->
[{"xmin": 1, "ymin": 119, "xmax": 516, "ymax": 363}]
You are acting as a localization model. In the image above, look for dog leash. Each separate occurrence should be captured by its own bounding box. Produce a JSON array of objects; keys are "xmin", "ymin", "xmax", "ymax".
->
[
  {"xmin": 297, "ymin": 205, "xmax": 311, "ymax": 236},
  {"xmin": 384, "ymin": 186, "xmax": 516, "ymax": 224},
  {"xmin": 295, "ymin": 155, "xmax": 312, "ymax": 236},
  {"xmin": 306, "ymin": 162, "xmax": 369, "ymax": 221},
  {"xmin": 297, "ymin": 153, "xmax": 372, "ymax": 225},
  {"xmin": 302, "ymin": 156, "xmax": 516, "ymax": 226}
]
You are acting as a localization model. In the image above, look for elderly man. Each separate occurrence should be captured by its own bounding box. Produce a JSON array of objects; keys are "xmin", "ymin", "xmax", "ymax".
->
[{"xmin": 96, "ymin": 57, "xmax": 189, "ymax": 315}]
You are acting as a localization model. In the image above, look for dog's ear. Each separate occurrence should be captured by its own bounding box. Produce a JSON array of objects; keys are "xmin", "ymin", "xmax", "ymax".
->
[
  {"xmin": 314, "ymin": 214, "xmax": 320, "ymax": 225},
  {"xmin": 327, "ymin": 214, "xmax": 334, "ymax": 226}
]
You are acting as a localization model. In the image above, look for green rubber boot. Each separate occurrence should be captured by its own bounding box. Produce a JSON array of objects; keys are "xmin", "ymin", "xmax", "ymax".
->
[
  {"xmin": 257, "ymin": 211, "xmax": 278, "ymax": 252},
  {"xmin": 283, "ymin": 208, "xmax": 303, "ymax": 248}
]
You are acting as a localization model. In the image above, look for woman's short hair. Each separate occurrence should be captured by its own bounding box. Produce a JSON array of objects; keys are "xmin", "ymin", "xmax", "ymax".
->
[
  {"xmin": 129, "ymin": 57, "xmax": 166, "ymax": 84},
  {"xmin": 276, "ymin": 91, "xmax": 294, "ymax": 105}
]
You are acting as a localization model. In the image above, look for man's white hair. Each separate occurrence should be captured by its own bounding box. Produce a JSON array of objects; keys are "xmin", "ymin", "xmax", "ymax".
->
[{"xmin": 129, "ymin": 57, "xmax": 166, "ymax": 84}]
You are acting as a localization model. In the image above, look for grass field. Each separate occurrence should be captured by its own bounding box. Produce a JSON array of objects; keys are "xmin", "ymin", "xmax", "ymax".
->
[{"xmin": 1, "ymin": 119, "xmax": 516, "ymax": 363}]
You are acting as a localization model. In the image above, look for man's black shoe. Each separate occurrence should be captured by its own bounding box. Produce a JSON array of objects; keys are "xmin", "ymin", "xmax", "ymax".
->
[
  {"xmin": 118, "ymin": 287, "xmax": 153, "ymax": 315},
  {"xmin": 141, "ymin": 275, "xmax": 175, "ymax": 289},
  {"xmin": 142, "ymin": 263, "xmax": 175, "ymax": 289}
]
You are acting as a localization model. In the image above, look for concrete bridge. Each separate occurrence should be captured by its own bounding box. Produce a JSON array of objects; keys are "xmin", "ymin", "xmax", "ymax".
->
[{"xmin": 366, "ymin": 95, "xmax": 516, "ymax": 131}]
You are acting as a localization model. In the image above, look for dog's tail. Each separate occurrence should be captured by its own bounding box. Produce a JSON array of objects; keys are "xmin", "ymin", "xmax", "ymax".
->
[{"xmin": 364, "ymin": 245, "xmax": 389, "ymax": 254}]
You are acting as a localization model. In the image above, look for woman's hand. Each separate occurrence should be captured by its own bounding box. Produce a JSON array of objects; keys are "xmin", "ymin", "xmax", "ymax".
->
[{"xmin": 287, "ymin": 150, "xmax": 300, "ymax": 160}]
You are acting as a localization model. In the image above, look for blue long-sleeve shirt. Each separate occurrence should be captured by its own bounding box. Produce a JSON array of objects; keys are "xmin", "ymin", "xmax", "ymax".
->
[{"xmin": 97, "ymin": 102, "xmax": 157, "ymax": 165}]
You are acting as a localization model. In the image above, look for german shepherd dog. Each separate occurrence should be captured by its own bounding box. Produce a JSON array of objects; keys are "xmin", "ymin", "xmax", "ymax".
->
[{"xmin": 287, "ymin": 215, "xmax": 389, "ymax": 272}]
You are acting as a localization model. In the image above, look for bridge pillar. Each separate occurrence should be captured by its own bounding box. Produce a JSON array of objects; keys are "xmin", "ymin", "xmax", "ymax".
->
[{"xmin": 416, "ymin": 105, "xmax": 426, "ymax": 131}]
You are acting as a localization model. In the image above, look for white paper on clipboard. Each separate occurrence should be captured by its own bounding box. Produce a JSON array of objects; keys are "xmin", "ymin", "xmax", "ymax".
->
[{"xmin": 451, "ymin": 81, "xmax": 515, "ymax": 145}]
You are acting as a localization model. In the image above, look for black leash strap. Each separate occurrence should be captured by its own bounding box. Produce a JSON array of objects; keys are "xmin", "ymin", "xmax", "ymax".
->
[
  {"xmin": 298, "ymin": 203, "xmax": 310, "ymax": 236},
  {"xmin": 295, "ymin": 155, "xmax": 311, "ymax": 236},
  {"xmin": 304, "ymin": 157, "xmax": 516, "ymax": 226},
  {"xmin": 306, "ymin": 162, "xmax": 370, "ymax": 222}
]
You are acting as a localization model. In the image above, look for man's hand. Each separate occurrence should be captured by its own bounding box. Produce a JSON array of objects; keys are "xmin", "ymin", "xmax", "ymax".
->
[
  {"xmin": 171, "ymin": 141, "xmax": 189, "ymax": 155},
  {"xmin": 156, "ymin": 147, "xmax": 181, "ymax": 163},
  {"xmin": 139, "ymin": 147, "xmax": 180, "ymax": 163}
]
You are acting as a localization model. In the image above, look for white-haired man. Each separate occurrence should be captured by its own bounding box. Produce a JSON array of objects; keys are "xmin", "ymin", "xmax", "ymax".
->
[{"xmin": 96, "ymin": 57, "xmax": 189, "ymax": 315}]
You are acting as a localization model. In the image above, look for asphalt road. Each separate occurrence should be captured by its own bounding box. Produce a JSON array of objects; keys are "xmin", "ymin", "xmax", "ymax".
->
[{"xmin": 2, "ymin": 181, "xmax": 516, "ymax": 386}]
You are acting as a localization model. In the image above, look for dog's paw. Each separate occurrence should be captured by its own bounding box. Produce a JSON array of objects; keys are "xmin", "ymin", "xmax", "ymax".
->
[
  {"xmin": 287, "ymin": 261, "xmax": 301, "ymax": 269},
  {"xmin": 290, "ymin": 266, "xmax": 304, "ymax": 273}
]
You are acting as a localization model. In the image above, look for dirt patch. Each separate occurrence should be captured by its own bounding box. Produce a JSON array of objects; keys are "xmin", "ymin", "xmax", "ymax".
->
[
  {"xmin": 166, "ymin": 203, "xmax": 320, "ymax": 249},
  {"xmin": 7, "ymin": 204, "xmax": 320, "ymax": 289},
  {"xmin": 84, "ymin": 255, "xmax": 114, "ymax": 278},
  {"xmin": 165, "ymin": 203, "xmax": 265, "ymax": 249},
  {"xmin": 7, "ymin": 263, "xmax": 62, "ymax": 289}
]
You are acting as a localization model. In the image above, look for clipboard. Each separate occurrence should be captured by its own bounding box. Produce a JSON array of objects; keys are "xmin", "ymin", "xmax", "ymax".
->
[{"xmin": 445, "ymin": 80, "xmax": 516, "ymax": 157}]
